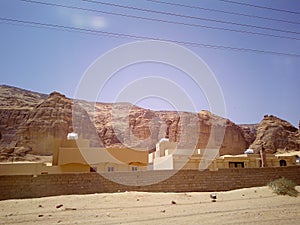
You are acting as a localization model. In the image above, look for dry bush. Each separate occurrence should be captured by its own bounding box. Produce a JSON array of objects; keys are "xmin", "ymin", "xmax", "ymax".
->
[{"xmin": 268, "ymin": 177, "xmax": 298, "ymax": 197}]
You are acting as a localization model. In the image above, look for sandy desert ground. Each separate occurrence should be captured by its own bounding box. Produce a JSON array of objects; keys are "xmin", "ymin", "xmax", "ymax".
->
[{"xmin": 0, "ymin": 186, "xmax": 299, "ymax": 225}]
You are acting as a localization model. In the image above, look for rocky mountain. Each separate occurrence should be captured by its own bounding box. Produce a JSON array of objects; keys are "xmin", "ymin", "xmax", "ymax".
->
[
  {"xmin": 14, "ymin": 92, "xmax": 99, "ymax": 155},
  {"xmin": 0, "ymin": 85, "xmax": 47, "ymax": 160},
  {"xmin": 1, "ymin": 85, "xmax": 298, "ymax": 161},
  {"xmin": 0, "ymin": 85, "xmax": 47, "ymax": 108},
  {"xmin": 238, "ymin": 124, "xmax": 258, "ymax": 148},
  {"xmin": 0, "ymin": 85, "xmax": 47, "ymax": 134},
  {"xmin": 250, "ymin": 115, "xmax": 300, "ymax": 154},
  {"xmin": 89, "ymin": 105, "xmax": 247, "ymax": 155}
]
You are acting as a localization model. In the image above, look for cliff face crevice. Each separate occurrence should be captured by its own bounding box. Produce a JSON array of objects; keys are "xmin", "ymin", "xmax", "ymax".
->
[{"xmin": 239, "ymin": 124, "xmax": 258, "ymax": 148}]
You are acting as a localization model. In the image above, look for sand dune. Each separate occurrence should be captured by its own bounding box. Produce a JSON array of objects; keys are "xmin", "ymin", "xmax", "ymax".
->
[{"xmin": 1, "ymin": 186, "xmax": 299, "ymax": 225}]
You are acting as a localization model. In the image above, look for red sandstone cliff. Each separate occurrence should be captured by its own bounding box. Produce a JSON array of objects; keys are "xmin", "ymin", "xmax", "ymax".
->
[
  {"xmin": 238, "ymin": 124, "xmax": 258, "ymax": 147},
  {"xmin": 250, "ymin": 115, "xmax": 300, "ymax": 153},
  {"xmin": 0, "ymin": 85, "xmax": 263, "ymax": 160},
  {"xmin": 14, "ymin": 92, "xmax": 98, "ymax": 156},
  {"xmin": 0, "ymin": 85, "xmax": 47, "ymax": 160}
]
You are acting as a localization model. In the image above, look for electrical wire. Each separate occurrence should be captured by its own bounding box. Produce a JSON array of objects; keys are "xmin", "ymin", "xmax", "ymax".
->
[
  {"xmin": 1, "ymin": 17, "xmax": 300, "ymax": 58},
  {"xmin": 218, "ymin": 0, "xmax": 300, "ymax": 15},
  {"xmin": 145, "ymin": 0, "xmax": 300, "ymax": 25},
  {"xmin": 82, "ymin": 0, "xmax": 300, "ymax": 35},
  {"xmin": 18, "ymin": 0, "xmax": 300, "ymax": 41}
]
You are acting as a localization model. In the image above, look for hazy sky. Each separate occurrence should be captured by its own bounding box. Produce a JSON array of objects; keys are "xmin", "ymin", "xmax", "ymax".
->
[{"xmin": 1, "ymin": 0, "xmax": 300, "ymax": 126}]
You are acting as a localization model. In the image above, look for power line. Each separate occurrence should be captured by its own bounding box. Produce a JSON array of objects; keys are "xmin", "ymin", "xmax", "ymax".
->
[
  {"xmin": 145, "ymin": 0, "xmax": 300, "ymax": 25},
  {"xmin": 18, "ymin": 0, "xmax": 300, "ymax": 41},
  {"xmin": 218, "ymin": 0, "xmax": 300, "ymax": 15},
  {"xmin": 82, "ymin": 0, "xmax": 300, "ymax": 35},
  {"xmin": 0, "ymin": 18, "xmax": 113, "ymax": 37},
  {"xmin": 1, "ymin": 16, "xmax": 300, "ymax": 58}
]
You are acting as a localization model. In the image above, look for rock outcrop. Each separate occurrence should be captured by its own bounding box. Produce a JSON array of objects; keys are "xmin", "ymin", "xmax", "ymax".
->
[
  {"xmin": 250, "ymin": 115, "xmax": 300, "ymax": 154},
  {"xmin": 0, "ymin": 85, "xmax": 261, "ymax": 160},
  {"xmin": 0, "ymin": 85, "xmax": 47, "ymax": 109},
  {"xmin": 0, "ymin": 85, "xmax": 47, "ymax": 160},
  {"xmin": 197, "ymin": 111, "xmax": 247, "ymax": 155},
  {"xmin": 74, "ymin": 105, "xmax": 247, "ymax": 156},
  {"xmin": 14, "ymin": 92, "xmax": 99, "ymax": 155},
  {"xmin": 239, "ymin": 124, "xmax": 258, "ymax": 148}
]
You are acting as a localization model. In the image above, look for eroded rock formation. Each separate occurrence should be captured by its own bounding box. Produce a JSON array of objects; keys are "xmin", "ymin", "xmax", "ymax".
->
[
  {"xmin": 0, "ymin": 85, "xmax": 47, "ymax": 160},
  {"xmin": 14, "ymin": 92, "xmax": 99, "ymax": 155},
  {"xmin": 250, "ymin": 115, "xmax": 300, "ymax": 153},
  {"xmin": 0, "ymin": 85, "xmax": 262, "ymax": 160},
  {"xmin": 239, "ymin": 124, "xmax": 258, "ymax": 148}
]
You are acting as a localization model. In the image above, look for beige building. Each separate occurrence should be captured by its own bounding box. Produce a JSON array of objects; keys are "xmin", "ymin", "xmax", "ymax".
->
[
  {"xmin": 1, "ymin": 138, "xmax": 298, "ymax": 176},
  {"xmin": 209, "ymin": 154, "xmax": 297, "ymax": 170},
  {"xmin": 53, "ymin": 139, "xmax": 148, "ymax": 173},
  {"xmin": 0, "ymin": 137, "xmax": 148, "ymax": 175},
  {"xmin": 149, "ymin": 139, "xmax": 298, "ymax": 171},
  {"xmin": 149, "ymin": 138, "xmax": 217, "ymax": 170}
]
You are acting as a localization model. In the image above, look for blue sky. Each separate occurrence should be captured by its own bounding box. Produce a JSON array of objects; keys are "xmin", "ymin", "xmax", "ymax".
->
[{"xmin": 0, "ymin": 0, "xmax": 300, "ymax": 126}]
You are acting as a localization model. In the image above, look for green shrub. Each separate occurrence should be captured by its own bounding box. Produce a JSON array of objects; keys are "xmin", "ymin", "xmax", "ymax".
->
[{"xmin": 268, "ymin": 177, "xmax": 298, "ymax": 197}]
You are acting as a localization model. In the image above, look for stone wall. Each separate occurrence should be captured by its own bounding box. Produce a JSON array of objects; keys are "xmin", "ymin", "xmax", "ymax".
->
[{"xmin": 1, "ymin": 166, "xmax": 300, "ymax": 200}]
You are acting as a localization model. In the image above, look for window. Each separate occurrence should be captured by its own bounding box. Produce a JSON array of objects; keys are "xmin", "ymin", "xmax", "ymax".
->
[
  {"xmin": 229, "ymin": 162, "xmax": 244, "ymax": 168},
  {"xmin": 279, "ymin": 160, "xmax": 287, "ymax": 167},
  {"xmin": 90, "ymin": 167, "xmax": 97, "ymax": 172},
  {"xmin": 131, "ymin": 166, "xmax": 138, "ymax": 171},
  {"xmin": 108, "ymin": 166, "xmax": 114, "ymax": 172}
]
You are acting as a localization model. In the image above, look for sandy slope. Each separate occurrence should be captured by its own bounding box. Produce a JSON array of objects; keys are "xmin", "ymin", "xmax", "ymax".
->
[{"xmin": 1, "ymin": 186, "xmax": 299, "ymax": 225}]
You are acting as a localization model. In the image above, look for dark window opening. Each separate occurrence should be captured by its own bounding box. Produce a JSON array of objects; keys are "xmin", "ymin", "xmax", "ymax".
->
[
  {"xmin": 279, "ymin": 160, "xmax": 287, "ymax": 167},
  {"xmin": 108, "ymin": 166, "xmax": 114, "ymax": 172},
  {"xmin": 229, "ymin": 162, "xmax": 244, "ymax": 168},
  {"xmin": 131, "ymin": 166, "xmax": 138, "ymax": 171},
  {"xmin": 90, "ymin": 167, "xmax": 97, "ymax": 172}
]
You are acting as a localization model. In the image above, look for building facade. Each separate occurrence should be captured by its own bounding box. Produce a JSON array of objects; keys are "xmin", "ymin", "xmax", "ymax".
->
[{"xmin": 149, "ymin": 139, "xmax": 298, "ymax": 171}]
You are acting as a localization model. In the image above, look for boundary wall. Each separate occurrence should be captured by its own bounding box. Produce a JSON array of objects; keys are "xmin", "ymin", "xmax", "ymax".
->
[{"xmin": 1, "ymin": 166, "xmax": 300, "ymax": 200}]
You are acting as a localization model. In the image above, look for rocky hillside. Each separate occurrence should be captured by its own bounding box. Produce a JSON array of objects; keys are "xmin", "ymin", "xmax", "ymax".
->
[
  {"xmin": 2, "ymin": 85, "xmax": 298, "ymax": 161},
  {"xmin": 239, "ymin": 124, "xmax": 258, "ymax": 148},
  {"xmin": 0, "ymin": 85, "xmax": 47, "ymax": 108},
  {"xmin": 0, "ymin": 85, "xmax": 47, "ymax": 160},
  {"xmin": 0, "ymin": 85, "xmax": 47, "ymax": 133},
  {"xmin": 14, "ymin": 92, "xmax": 99, "ymax": 156},
  {"xmin": 88, "ymin": 105, "xmax": 247, "ymax": 155},
  {"xmin": 250, "ymin": 115, "xmax": 300, "ymax": 154}
]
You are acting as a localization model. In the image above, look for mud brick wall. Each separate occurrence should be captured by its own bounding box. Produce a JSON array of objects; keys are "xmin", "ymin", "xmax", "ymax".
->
[{"xmin": 1, "ymin": 166, "xmax": 300, "ymax": 200}]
